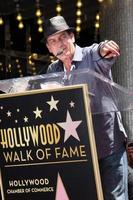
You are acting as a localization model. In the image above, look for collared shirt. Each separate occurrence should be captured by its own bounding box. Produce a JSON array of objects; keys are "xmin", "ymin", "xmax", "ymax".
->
[
  {"xmin": 47, "ymin": 44, "xmax": 126, "ymax": 159},
  {"xmin": 63, "ymin": 45, "xmax": 82, "ymax": 71},
  {"xmin": 63, "ymin": 64, "xmax": 76, "ymax": 72},
  {"xmin": 72, "ymin": 45, "xmax": 83, "ymax": 62}
]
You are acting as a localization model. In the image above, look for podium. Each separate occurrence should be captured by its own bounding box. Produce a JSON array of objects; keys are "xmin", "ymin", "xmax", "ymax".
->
[{"xmin": 0, "ymin": 68, "xmax": 133, "ymax": 200}]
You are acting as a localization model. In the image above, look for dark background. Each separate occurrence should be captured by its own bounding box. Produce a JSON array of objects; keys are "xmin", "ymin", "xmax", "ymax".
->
[{"xmin": 0, "ymin": 0, "xmax": 100, "ymax": 79}]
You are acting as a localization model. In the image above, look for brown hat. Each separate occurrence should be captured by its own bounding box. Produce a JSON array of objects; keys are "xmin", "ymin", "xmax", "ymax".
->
[{"xmin": 42, "ymin": 16, "xmax": 74, "ymax": 42}]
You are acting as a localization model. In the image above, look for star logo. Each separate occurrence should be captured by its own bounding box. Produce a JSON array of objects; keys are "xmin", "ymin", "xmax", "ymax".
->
[
  {"xmin": 57, "ymin": 110, "xmax": 82, "ymax": 142},
  {"xmin": 69, "ymin": 101, "xmax": 75, "ymax": 108},
  {"xmin": 47, "ymin": 96, "xmax": 59, "ymax": 111},
  {"xmin": 15, "ymin": 119, "xmax": 18, "ymax": 123},
  {"xmin": 7, "ymin": 111, "xmax": 11, "ymax": 117},
  {"xmin": 55, "ymin": 173, "xmax": 69, "ymax": 200},
  {"xmin": 24, "ymin": 116, "xmax": 28, "ymax": 122},
  {"xmin": 33, "ymin": 107, "xmax": 42, "ymax": 119},
  {"xmin": 17, "ymin": 108, "xmax": 20, "ymax": 112}
]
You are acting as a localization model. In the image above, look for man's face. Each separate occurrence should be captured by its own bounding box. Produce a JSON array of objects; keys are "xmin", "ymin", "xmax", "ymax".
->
[{"xmin": 46, "ymin": 31, "xmax": 75, "ymax": 61}]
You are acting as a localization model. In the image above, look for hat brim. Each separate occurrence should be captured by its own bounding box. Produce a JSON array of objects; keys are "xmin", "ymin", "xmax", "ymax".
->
[{"xmin": 41, "ymin": 27, "xmax": 75, "ymax": 43}]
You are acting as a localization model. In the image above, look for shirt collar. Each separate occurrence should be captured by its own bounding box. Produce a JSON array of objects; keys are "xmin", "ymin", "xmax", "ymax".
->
[
  {"xmin": 63, "ymin": 64, "xmax": 75, "ymax": 72},
  {"xmin": 72, "ymin": 44, "xmax": 83, "ymax": 62}
]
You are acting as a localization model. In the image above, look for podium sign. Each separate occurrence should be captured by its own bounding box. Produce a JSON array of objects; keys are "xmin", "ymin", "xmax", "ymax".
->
[{"xmin": 0, "ymin": 84, "xmax": 103, "ymax": 200}]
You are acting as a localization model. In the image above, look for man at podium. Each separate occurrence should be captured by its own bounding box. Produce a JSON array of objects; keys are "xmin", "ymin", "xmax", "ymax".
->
[{"xmin": 43, "ymin": 15, "xmax": 128, "ymax": 200}]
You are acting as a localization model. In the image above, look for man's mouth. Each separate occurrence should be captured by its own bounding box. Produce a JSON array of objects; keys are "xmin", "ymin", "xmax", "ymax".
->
[{"xmin": 56, "ymin": 49, "xmax": 64, "ymax": 56}]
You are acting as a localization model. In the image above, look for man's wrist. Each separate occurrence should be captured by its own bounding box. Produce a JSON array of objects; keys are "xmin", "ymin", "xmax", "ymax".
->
[{"xmin": 98, "ymin": 41, "xmax": 111, "ymax": 59}]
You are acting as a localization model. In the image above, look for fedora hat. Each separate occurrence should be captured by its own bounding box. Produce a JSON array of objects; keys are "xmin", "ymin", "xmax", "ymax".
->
[{"xmin": 42, "ymin": 16, "xmax": 74, "ymax": 42}]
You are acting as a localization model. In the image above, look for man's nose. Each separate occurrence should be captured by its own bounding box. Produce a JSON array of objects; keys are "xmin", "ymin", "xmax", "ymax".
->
[
  {"xmin": 57, "ymin": 38, "xmax": 64, "ymax": 45},
  {"xmin": 56, "ymin": 40, "xmax": 64, "ymax": 49}
]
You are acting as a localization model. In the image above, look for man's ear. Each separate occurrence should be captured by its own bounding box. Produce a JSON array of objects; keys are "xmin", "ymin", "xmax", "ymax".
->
[{"xmin": 70, "ymin": 32, "xmax": 75, "ymax": 43}]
